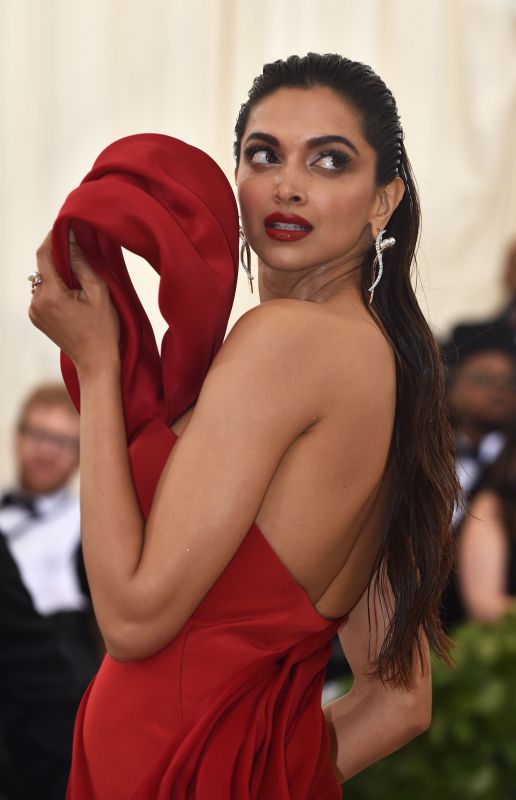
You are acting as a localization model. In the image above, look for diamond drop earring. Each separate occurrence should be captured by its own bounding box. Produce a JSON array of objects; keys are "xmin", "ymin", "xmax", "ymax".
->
[
  {"xmin": 368, "ymin": 228, "xmax": 396, "ymax": 305},
  {"xmin": 239, "ymin": 227, "xmax": 254, "ymax": 294}
]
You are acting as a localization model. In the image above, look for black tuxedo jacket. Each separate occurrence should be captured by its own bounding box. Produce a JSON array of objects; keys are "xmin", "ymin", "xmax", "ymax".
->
[{"xmin": 0, "ymin": 532, "xmax": 78, "ymax": 800}]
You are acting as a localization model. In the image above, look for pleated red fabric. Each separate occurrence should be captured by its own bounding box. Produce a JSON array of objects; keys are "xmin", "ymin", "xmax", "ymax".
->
[{"xmin": 52, "ymin": 134, "xmax": 343, "ymax": 799}]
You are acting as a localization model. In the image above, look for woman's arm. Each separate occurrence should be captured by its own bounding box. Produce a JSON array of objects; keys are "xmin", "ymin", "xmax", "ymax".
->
[
  {"xmin": 458, "ymin": 490, "xmax": 515, "ymax": 622},
  {"xmin": 76, "ymin": 313, "xmax": 322, "ymax": 658},
  {"xmin": 323, "ymin": 583, "xmax": 431, "ymax": 783},
  {"xmin": 30, "ymin": 235, "xmax": 338, "ymax": 659}
]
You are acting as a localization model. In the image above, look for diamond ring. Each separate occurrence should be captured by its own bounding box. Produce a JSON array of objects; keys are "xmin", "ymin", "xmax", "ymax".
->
[{"xmin": 27, "ymin": 271, "xmax": 44, "ymax": 293}]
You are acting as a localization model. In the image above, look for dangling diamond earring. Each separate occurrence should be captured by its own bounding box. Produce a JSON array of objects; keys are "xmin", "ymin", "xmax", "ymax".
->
[
  {"xmin": 368, "ymin": 228, "xmax": 396, "ymax": 305},
  {"xmin": 239, "ymin": 227, "xmax": 254, "ymax": 294}
]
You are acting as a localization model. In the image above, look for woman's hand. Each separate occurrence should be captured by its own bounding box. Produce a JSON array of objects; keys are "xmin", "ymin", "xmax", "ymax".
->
[{"xmin": 29, "ymin": 230, "xmax": 120, "ymax": 376}]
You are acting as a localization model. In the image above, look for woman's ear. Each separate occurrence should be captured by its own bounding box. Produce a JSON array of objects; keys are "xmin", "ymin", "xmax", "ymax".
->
[{"xmin": 369, "ymin": 176, "xmax": 405, "ymax": 233}]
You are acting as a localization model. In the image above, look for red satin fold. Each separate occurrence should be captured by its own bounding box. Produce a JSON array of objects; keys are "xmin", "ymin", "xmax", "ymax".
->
[
  {"xmin": 52, "ymin": 133, "xmax": 239, "ymax": 513},
  {"xmin": 53, "ymin": 134, "xmax": 341, "ymax": 799}
]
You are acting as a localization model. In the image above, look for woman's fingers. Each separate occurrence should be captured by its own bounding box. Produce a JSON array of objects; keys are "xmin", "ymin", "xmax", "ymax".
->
[
  {"xmin": 29, "ymin": 228, "xmax": 120, "ymax": 365},
  {"xmin": 34, "ymin": 228, "xmax": 104, "ymax": 289},
  {"xmin": 34, "ymin": 228, "xmax": 106, "ymax": 300},
  {"xmin": 68, "ymin": 226, "xmax": 108, "ymax": 296},
  {"xmin": 35, "ymin": 232, "xmax": 68, "ymax": 292}
]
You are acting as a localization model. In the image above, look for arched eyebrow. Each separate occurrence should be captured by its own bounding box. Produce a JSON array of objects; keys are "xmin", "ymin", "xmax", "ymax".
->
[
  {"xmin": 244, "ymin": 132, "xmax": 359, "ymax": 156},
  {"xmin": 308, "ymin": 135, "xmax": 359, "ymax": 155}
]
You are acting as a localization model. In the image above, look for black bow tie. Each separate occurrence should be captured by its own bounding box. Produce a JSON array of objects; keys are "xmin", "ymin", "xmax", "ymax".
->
[{"xmin": 0, "ymin": 492, "xmax": 40, "ymax": 517}]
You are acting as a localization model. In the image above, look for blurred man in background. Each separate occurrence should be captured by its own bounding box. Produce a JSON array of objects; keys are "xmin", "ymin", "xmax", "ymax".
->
[
  {"xmin": 445, "ymin": 325, "xmax": 516, "ymax": 513},
  {"xmin": 0, "ymin": 383, "xmax": 100, "ymax": 692}
]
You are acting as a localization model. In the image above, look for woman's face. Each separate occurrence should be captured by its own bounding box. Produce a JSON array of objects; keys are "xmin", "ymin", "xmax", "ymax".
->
[{"xmin": 235, "ymin": 85, "xmax": 384, "ymax": 278}]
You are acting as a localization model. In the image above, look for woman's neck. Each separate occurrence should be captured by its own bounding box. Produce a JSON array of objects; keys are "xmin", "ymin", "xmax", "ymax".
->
[{"xmin": 257, "ymin": 256, "xmax": 364, "ymax": 306}]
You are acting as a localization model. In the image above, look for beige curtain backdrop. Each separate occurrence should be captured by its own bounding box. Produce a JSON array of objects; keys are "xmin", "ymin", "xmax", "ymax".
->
[{"xmin": 1, "ymin": 0, "xmax": 516, "ymax": 481}]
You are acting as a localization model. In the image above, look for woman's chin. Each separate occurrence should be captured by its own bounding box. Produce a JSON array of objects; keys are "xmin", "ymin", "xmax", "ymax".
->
[{"xmin": 256, "ymin": 248, "xmax": 315, "ymax": 274}]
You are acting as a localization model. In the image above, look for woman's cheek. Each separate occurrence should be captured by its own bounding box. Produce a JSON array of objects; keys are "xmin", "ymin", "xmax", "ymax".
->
[
  {"xmin": 318, "ymin": 184, "xmax": 373, "ymax": 232},
  {"xmin": 237, "ymin": 179, "xmax": 264, "ymax": 234}
]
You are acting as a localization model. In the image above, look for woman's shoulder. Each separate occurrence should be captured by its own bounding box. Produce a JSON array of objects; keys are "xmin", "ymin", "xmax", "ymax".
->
[
  {"xmin": 222, "ymin": 299, "xmax": 324, "ymax": 366},
  {"xmin": 216, "ymin": 299, "xmax": 395, "ymax": 420},
  {"xmin": 227, "ymin": 298, "xmax": 392, "ymax": 365},
  {"xmin": 228, "ymin": 298, "xmax": 318, "ymax": 336}
]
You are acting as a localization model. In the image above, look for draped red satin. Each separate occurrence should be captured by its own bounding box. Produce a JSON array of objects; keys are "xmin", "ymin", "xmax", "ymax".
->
[{"xmin": 52, "ymin": 134, "xmax": 342, "ymax": 799}]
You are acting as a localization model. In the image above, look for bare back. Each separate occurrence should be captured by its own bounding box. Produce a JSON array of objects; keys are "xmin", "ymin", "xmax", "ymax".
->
[{"xmin": 172, "ymin": 300, "xmax": 396, "ymax": 621}]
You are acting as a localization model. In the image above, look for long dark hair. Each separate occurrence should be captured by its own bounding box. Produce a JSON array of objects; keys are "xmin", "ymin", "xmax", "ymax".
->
[{"xmin": 234, "ymin": 53, "xmax": 459, "ymax": 688}]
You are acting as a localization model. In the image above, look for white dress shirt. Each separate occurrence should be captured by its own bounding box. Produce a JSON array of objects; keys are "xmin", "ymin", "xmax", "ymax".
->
[
  {"xmin": 453, "ymin": 430, "xmax": 505, "ymax": 526},
  {"xmin": 0, "ymin": 487, "xmax": 87, "ymax": 615}
]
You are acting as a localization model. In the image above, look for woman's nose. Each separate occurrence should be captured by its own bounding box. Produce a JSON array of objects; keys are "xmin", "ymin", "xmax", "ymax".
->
[{"xmin": 273, "ymin": 167, "xmax": 306, "ymax": 204}]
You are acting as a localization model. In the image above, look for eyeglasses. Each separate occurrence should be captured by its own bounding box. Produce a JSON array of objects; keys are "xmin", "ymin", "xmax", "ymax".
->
[
  {"xmin": 18, "ymin": 424, "xmax": 79, "ymax": 452},
  {"xmin": 462, "ymin": 372, "xmax": 516, "ymax": 390}
]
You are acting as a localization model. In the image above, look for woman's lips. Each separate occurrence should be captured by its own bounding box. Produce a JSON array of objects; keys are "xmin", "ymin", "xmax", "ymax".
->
[{"xmin": 264, "ymin": 213, "xmax": 313, "ymax": 242}]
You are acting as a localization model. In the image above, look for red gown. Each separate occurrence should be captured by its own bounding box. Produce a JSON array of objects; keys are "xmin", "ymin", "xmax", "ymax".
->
[{"xmin": 52, "ymin": 134, "xmax": 344, "ymax": 799}]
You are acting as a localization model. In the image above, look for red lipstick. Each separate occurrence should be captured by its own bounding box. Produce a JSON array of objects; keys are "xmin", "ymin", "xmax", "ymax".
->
[{"xmin": 264, "ymin": 213, "xmax": 313, "ymax": 242}]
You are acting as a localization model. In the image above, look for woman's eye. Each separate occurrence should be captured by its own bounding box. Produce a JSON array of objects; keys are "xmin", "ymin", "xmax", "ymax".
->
[
  {"xmin": 313, "ymin": 150, "xmax": 351, "ymax": 171},
  {"xmin": 244, "ymin": 146, "xmax": 278, "ymax": 165}
]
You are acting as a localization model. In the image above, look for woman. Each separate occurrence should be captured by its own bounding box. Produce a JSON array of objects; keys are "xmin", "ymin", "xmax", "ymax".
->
[
  {"xmin": 459, "ymin": 424, "xmax": 516, "ymax": 621},
  {"xmin": 29, "ymin": 53, "xmax": 458, "ymax": 797}
]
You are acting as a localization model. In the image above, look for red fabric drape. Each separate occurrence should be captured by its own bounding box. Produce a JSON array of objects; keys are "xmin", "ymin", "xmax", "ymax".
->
[{"xmin": 51, "ymin": 133, "xmax": 239, "ymax": 515}]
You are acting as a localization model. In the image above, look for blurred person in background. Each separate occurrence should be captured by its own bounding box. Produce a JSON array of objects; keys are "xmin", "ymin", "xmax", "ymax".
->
[
  {"xmin": 458, "ymin": 424, "xmax": 516, "ymax": 622},
  {"xmin": 0, "ymin": 383, "xmax": 101, "ymax": 694},
  {"xmin": 444, "ymin": 325, "xmax": 516, "ymax": 517},
  {"xmin": 440, "ymin": 326, "xmax": 516, "ymax": 630}
]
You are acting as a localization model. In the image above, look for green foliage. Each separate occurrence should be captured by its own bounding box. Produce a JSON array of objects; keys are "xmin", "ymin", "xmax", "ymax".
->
[{"xmin": 341, "ymin": 614, "xmax": 516, "ymax": 800}]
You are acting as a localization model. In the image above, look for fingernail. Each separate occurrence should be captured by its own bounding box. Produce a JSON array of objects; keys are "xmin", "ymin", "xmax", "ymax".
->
[{"xmin": 68, "ymin": 227, "xmax": 76, "ymax": 243}]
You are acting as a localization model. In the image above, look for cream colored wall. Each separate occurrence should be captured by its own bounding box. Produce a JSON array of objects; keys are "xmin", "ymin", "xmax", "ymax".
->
[{"xmin": 1, "ymin": 0, "xmax": 516, "ymax": 481}]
